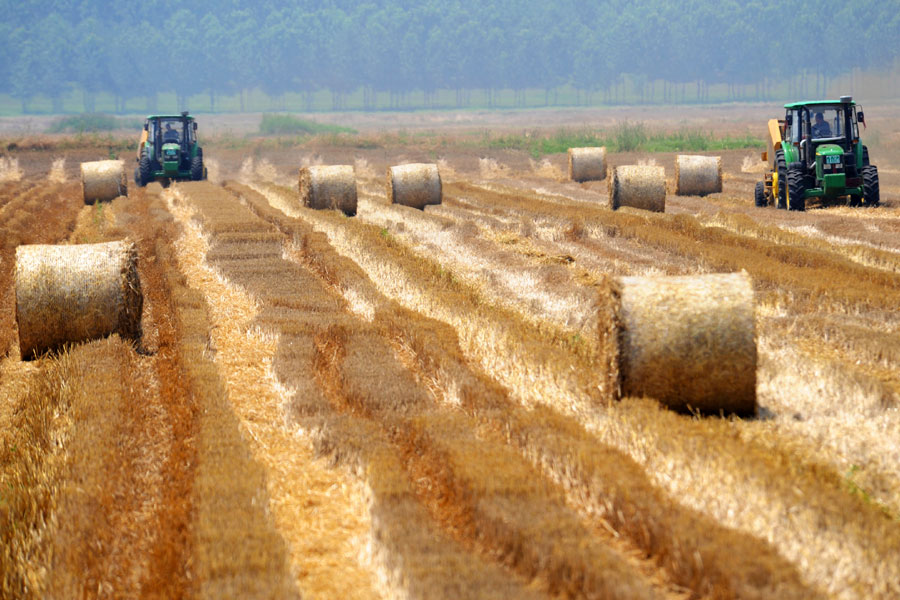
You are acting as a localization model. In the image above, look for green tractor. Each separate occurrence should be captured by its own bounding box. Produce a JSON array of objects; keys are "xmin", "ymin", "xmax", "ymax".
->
[
  {"xmin": 134, "ymin": 111, "xmax": 206, "ymax": 187},
  {"xmin": 755, "ymin": 96, "xmax": 878, "ymax": 210}
]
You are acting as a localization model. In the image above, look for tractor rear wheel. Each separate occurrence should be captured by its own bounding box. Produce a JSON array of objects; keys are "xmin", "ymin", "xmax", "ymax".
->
[
  {"xmin": 862, "ymin": 165, "xmax": 880, "ymax": 207},
  {"xmin": 775, "ymin": 149, "xmax": 787, "ymax": 209},
  {"xmin": 787, "ymin": 165, "xmax": 806, "ymax": 211},
  {"xmin": 190, "ymin": 156, "xmax": 204, "ymax": 181},
  {"xmin": 138, "ymin": 155, "xmax": 152, "ymax": 187},
  {"xmin": 754, "ymin": 181, "xmax": 766, "ymax": 207}
]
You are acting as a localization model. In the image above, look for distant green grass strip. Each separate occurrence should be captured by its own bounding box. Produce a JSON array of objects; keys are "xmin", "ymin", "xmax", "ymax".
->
[
  {"xmin": 46, "ymin": 113, "xmax": 142, "ymax": 134},
  {"xmin": 487, "ymin": 122, "xmax": 762, "ymax": 157},
  {"xmin": 259, "ymin": 113, "xmax": 356, "ymax": 135}
]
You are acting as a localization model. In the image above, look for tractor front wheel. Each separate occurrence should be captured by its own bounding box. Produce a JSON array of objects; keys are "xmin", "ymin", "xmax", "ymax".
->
[
  {"xmin": 138, "ymin": 155, "xmax": 152, "ymax": 187},
  {"xmin": 862, "ymin": 165, "xmax": 880, "ymax": 207},
  {"xmin": 787, "ymin": 166, "xmax": 806, "ymax": 211},
  {"xmin": 754, "ymin": 181, "xmax": 766, "ymax": 207},
  {"xmin": 190, "ymin": 156, "xmax": 204, "ymax": 181}
]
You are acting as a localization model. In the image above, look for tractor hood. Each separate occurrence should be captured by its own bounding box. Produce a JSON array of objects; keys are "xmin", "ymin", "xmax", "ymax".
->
[
  {"xmin": 816, "ymin": 144, "xmax": 844, "ymax": 157},
  {"xmin": 161, "ymin": 142, "xmax": 181, "ymax": 176}
]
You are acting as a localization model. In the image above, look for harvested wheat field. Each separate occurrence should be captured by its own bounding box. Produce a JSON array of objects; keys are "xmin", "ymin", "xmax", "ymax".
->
[{"xmin": 2, "ymin": 108, "xmax": 900, "ymax": 600}]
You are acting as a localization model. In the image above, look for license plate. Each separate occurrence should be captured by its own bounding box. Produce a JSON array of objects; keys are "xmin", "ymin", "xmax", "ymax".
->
[{"xmin": 826, "ymin": 155, "xmax": 841, "ymax": 164}]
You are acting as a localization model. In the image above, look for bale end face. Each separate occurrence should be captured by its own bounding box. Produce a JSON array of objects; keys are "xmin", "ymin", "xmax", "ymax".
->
[
  {"xmin": 81, "ymin": 160, "xmax": 127, "ymax": 205},
  {"xmin": 15, "ymin": 240, "xmax": 143, "ymax": 358},
  {"xmin": 674, "ymin": 155, "xmax": 723, "ymax": 196},
  {"xmin": 298, "ymin": 165, "xmax": 357, "ymax": 216},
  {"xmin": 613, "ymin": 272, "xmax": 756, "ymax": 415},
  {"xmin": 567, "ymin": 147, "xmax": 607, "ymax": 182},
  {"xmin": 387, "ymin": 163, "xmax": 442, "ymax": 210},
  {"xmin": 609, "ymin": 165, "xmax": 666, "ymax": 212}
]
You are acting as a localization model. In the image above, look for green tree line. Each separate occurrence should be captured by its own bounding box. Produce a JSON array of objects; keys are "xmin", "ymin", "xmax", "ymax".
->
[{"xmin": 2, "ymin": 0, "xmax": 898, "ymax": 113}]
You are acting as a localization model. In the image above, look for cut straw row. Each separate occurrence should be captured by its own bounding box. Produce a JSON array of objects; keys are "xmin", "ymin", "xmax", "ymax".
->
[
  {"xmin": 253, "ymin": 178, "xmax": 900, "ymax": 598},
  {"xmin": 248, "ymin": 181, "xmax": 825, "ymax": 598}
]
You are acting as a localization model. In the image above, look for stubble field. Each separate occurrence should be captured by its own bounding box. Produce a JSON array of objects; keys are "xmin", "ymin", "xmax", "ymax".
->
[{"xmin": 1, "ymin": 106, "xmax": 899, "ymax": 599}]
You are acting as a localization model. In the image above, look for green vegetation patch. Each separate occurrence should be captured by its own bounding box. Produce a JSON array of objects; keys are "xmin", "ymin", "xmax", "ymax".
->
[
  {"xmin": 487, "ymin": 122, "xmax": 762, "ymax": 158},
  {"xmin": 47, "ymin": 113, "xmax": 142, "ymax": 134},
  {"xmin": 259, "ymin": 114, "xmax": 356, "ymax": 136}
]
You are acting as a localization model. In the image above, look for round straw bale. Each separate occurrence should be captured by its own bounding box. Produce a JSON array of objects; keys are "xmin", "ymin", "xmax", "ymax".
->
[
  {"xmin": 15, "ymin": 240, "xmax": 143, "ymax": 358},
  {"xmin": 387, "ymin": 163, "xmax": 442, "ymax": 209},
  {"xmin": 608, "ymin": 165, "xmax": 666, "ymax": 212},
  {"xmin": 567, "ymin": 147, "xmax": 607, "ymax": 182},
  {"xmin": 674, "ymin": 154, "xmax": 722, "ymax": 196},
  {"xmin": 81, "ymin": 160, "xmax": 127, "ymax": 204},
  {"xmin": 614, "ymin": 271, "xmax": 756, "ymax": 414},
  {"xmin": 298, "ymin": 165, "xmax": 357, "ymax": 216}
]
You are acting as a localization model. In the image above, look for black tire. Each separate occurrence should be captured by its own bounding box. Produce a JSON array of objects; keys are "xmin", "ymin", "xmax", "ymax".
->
[
  {"xmin": 775, "ymin": 149, "xmax": 787, "ymax": 209},
  {"xmin": 754, "ymin": 181, "xmax": 766, "ymax": 207},
  {"xmin": 138, "ymin": 154, "xmax": 152, "ymax": 187},
  {"xmin": 134, "ymin": 167, "xmax": 140, "ymax": 185},
  {"xmin": 786, "ymin": 165, "xmax": 806, "ymax": 211},
  {"xmin": 862, "ymin": 165, "xmax": 880, "ymax": 207},
  {"xmin": 190, "ymin": 155, "xmax": 204, "ymax": 181}
]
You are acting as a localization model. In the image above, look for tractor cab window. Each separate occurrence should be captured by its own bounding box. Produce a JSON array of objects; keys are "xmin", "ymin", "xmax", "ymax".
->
[
  {"xmin": 161, "ymin": 119, "xmax": 183, "ymax": 144},
  {"xmin": 789, "ymin": 110, "xmax": 801, "ymax": 143},
  {"xmin": 810, "ymin": 107, "xmax": 842, "ymax": 140}
]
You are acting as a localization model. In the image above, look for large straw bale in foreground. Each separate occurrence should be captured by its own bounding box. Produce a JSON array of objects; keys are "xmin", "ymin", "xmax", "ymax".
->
[
  {"xmin": 609, "ymin": 165, "xmax": 666, "ymax": 212},
  {"xmin": 674, "ymin": 155, "xmax": 722, "ymax": 196},
  {"xmin": 299, "ymin": 165, "xmax": 357, "ymax": 216},
  {"xmin": 16, "ymin": 241, "xmax": 142, "ymax": 358},
  {"xmin": 567, "ymin": 147, "xmax": 607, "ymax": 182},
  {"xmin": 612, "ymin": 272, "xmax": 756, "ymax": 414},
  {"xmin": 387, "ymin": 163, "xmax": 442, "ymax": 209},
  {"xmin": 81, "ymin": 160, "xmax": 127, "ymax": 204}
]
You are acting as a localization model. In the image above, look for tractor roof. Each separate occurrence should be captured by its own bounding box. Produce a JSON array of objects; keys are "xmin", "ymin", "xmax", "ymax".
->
[
  {"xmin": 783, "ymin": 99, "xmax": 856, "ymax": 108},
  {"xmin": 145, "ymin": 113, "xmax": 195, "ymax": 121}
]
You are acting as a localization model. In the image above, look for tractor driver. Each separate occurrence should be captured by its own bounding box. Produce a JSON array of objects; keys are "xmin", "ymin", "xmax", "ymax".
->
[
  {"xmin": 812, "ymin": 112, "xmax": 832, "ymax": 138},
  {"xmin": 164, "ymin": 123, "xmax": 180, "ymax": 143}
]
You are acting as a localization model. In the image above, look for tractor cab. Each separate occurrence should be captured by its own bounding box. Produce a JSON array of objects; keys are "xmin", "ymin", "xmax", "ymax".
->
[
  {"xmin": 135, "ymin": 111, "xmax": 205, "ymax": 186},
  {"xmin": 784, "ymin": 97, "xmax": 864, "ymax": 173}
]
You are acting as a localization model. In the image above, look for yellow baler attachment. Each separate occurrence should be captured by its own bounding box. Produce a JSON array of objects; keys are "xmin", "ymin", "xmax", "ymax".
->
[
  {"xmin": 136, "ymin": 129, "xmax": 148, "ymax": 161},
  {"xmin": 766, "ymin": 119, "xmax": 783, "ymax": 170}
]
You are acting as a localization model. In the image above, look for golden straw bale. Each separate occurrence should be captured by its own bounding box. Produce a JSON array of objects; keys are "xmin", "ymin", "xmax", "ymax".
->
[
  {"xmin": 298, "ymin": 165, "xmax": 357, "ymax": 216},
  {"xmin": 613, "ymin": 271, "xmax": 756, "ymax": 414},
  {"xmin": 608, "ymin": 165, "xmax": 666, "ymax": 212},
  {"xmin": 387, "ymin": 163, "xmax": 442, "ymax": 209},
  {"xmin": 674, "ymin": 155, "xmax": 722, "ymax": 196},
  {"xmin": 567, "ymin": 147, "xmax": 607, "ymax": 182},
  {"xmin": 15, "ymin": 240, "xmax": 142, "ymax": 358},
  {"xmin": 81, "ymin": 160, "xmax": 127, "ymax": 204}
]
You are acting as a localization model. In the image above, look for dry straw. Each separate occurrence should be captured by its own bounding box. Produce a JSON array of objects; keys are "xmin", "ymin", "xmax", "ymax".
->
[
  {"xmin": 609, "ymin": 165, "xmax": 666, "ymax": 212},
  {"xmin": 567, "ymin": 147, "xmax": 607, "ymax": 182},
  {"xmin": 674, "ymin": 155, "xmax": 722, "ymax": 196},
  {"xmin": 298, "ymin": 164, "xmax": 357, "ymax": 216},
  {"xmin": 15, "ymin": 240, "xmax": 142, "ymax": 358},
  {"xmin": 81, "ymin": 160, "xmax": 126, "ymax": 204},
  {"xmin": 612, "ymin": 271, "xmax": 756, "ymax": 414},
  {"xmin": 387, "ymin": 163, "xmax": 442, "ymax": 209}
]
